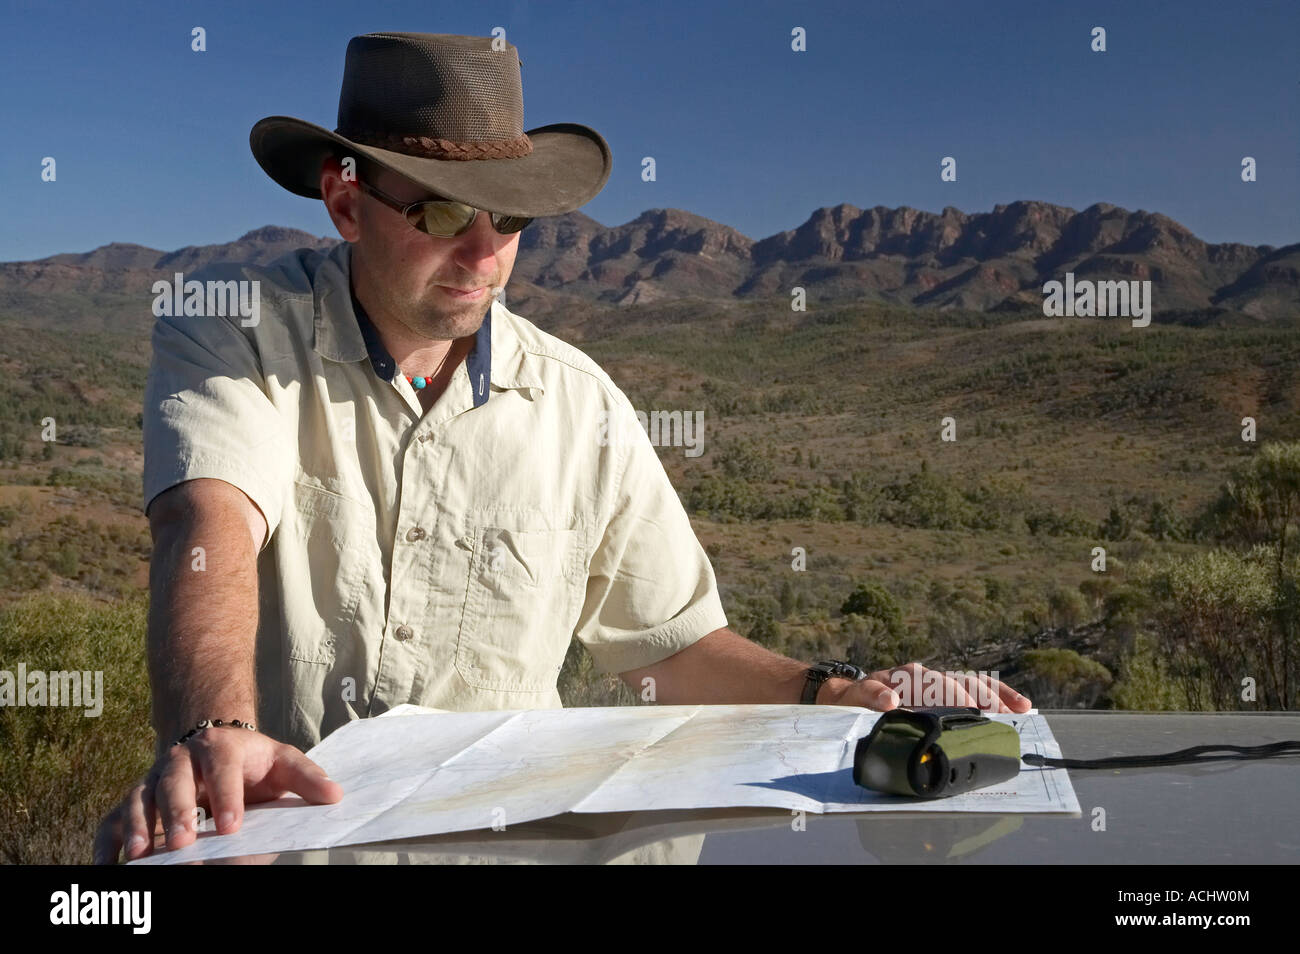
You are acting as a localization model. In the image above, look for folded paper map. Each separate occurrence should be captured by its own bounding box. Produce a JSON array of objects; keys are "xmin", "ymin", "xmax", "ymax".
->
[{"xmin": 132, "ymin": 703, "xmax": 1079, "ymax": 864}]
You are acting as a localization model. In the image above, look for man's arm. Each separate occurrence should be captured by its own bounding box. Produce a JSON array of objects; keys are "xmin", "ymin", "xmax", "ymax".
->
[
  {"xmin": 94, "ymin": 478, "xmax": 341, "ymax": 864},
  {"xmin": 145, "ymin": 478, "xmax": 265, "ymax": 758},
  {"xmin": 619, "ymin": 627, "xmax": 1032, "ymax": 712}
]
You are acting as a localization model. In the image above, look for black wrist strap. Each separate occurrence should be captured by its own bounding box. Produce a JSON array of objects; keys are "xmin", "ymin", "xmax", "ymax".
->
[
  {"xmin": 800, "ymin": 672, "xmax": 823, "ymax": 705},
  {"xmin": 801, "ymin": 660, "xmax": 865, "ymax": 704},
  {"xmin": 1023, "ymin": 739, "xmax": 1300, "ymax": 769}
]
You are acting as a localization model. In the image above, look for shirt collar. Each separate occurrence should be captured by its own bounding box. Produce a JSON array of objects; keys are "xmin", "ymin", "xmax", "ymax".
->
[{"xmin": 311, "ymin": 241, "xmax": 543, "ymax": 401}]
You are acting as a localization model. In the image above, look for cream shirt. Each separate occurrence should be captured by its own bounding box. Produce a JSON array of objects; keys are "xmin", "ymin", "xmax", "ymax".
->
[{"xmin": 142, "ymin": 240, "xmax": 727, "ymax": 752}]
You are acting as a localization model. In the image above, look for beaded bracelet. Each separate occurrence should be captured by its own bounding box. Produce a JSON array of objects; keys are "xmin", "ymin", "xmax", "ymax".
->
[{"xmin": 171, "ymin": 718, "xmax": 257, "ymax": 747}]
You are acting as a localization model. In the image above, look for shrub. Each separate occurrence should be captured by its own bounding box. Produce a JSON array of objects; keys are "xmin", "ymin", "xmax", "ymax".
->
[
  {"xmin": 716, "ymin": 438, "xmax": 776, "ymax": 482},
  {"xmin": 1107, "ymin": 632, "xmax": 1188, "ymax": 710},
  {"xmin": 1047, "ymin": 587, "xmax": 1089, "ymax": 630},
  {"xmin": 0, "ymin": 591, "xmax": 152, "ymax": 864},
  {"xmin": 1133, "ymin": 548, "xmax": 1293, "ymax": 709},
  {"xmin": 1015, "ymin": 648, "xmax": 1112, "ymax": 708}
]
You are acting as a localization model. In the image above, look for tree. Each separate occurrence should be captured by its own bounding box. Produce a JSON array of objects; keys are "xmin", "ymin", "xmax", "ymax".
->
[
  {"xmin": 778, "ymin": 579, "xmax": 798, "ymax": 619},
  {"xmin": 717, "ymin": 438, "xmax": 776, "ymax": 482},
  {"xmin": 840, "ymin": 582, "xmax": 904, "ymax": 636},
  {"xmin": 1134, "ymin": 549, "xmax": 1288, "ymax": 709},
  {"xmin": 1015, "ymin": 649, "xmax": 1112, "ymax": 708},
  {"xmin": 1078, "ymin": 577, "xmax": 1114, "ymax": 611},
  {"xmin": 925, "ymin": 592, "xmax": 991, "ymax": 669},
  {"xmin": 1144, "ymin": 500, "xmax": 1187, "ymax": 542},
  {"xmin": 1109, "ymin": 632, "xmax": 1189, "ymax": 710},
  {"xmin": 842, "ymin": 613, "xmax": 931, "ymax": 672},
  {"xmin": 746, "ymin": 613, "xmax": 781, "ymax": 648},
  {"xmin": 1098, "ymin": 504, "xmax": 1130, "ymax": 541},
  {"xmin": 1198, "ymin": 441, "xmax": 1300, "ymax": 703},
  {"xmin": 1047, "ymin": 587, "xmax": 1088, "ymax": 630}
]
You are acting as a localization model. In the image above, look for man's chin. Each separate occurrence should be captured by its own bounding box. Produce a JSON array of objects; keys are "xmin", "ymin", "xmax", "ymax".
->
[{"xmin": 412, "ymin": 307, "xmax": 486, "ymax": 341}]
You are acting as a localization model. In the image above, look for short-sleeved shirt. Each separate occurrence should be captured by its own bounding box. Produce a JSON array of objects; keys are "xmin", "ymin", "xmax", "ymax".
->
[{"xmin": 142, "ymin": 240, "xmax": 727, "ymax": 752}]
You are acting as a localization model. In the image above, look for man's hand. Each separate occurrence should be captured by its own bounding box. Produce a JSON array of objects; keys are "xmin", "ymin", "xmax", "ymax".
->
[
  {"xmin": 93, "ymin": 725, "xmax": 342, "ymax": 865},
  {"xmin": 619, "ymin": 628, "xmax": 1035, "ymax": 711},
  {"xmin": 822, "ymin": 661, "xmax": 1032, "ymax": 713}
]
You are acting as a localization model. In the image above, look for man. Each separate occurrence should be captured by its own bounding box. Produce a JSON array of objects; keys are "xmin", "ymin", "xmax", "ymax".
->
[{"xmin": 94, "ymin": 32, "xmax": 1031, "ymax": 865}]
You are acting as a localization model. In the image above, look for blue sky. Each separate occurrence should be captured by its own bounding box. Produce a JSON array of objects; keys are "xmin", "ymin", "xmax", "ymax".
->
[{"xmin": 3, "ymin": 0, "xmax": 1296, "ymax": 260}]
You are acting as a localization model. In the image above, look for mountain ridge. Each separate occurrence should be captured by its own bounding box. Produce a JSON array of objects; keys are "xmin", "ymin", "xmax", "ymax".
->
[{"xmin": 3, "ymin": 202, "xmax": 1294, "ymax": 323}]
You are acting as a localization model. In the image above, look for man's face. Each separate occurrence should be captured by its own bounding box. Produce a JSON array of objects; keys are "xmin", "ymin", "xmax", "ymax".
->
[{"xmin": 322, "ymin": 156, "xmax": 519, "ymax": 341}]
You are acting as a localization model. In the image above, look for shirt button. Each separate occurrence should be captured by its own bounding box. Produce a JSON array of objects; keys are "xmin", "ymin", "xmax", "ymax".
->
[
  {"xmin": 406, "ymin": 526, "xmax": 426, "ymax": 542},
  {"xmin": 394, "ymin": 625, "xmax": 414, "ymax": 642}
]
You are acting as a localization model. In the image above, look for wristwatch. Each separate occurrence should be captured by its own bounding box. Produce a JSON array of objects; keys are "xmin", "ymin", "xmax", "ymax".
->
[{"xmin": 801, "ymin": 659, "xmax": 868, "ymax": 704}]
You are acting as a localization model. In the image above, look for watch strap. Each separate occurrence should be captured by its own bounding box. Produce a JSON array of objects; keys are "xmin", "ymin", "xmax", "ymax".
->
[{"xmin": 801, "ymin": 659, "xmax": 866, "ymax": 704}]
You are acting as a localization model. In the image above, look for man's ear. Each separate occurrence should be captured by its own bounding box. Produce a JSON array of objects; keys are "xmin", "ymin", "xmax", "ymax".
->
[{"xmin": 320, "ymin": 153, "xmax": 363, "ymax": 243}]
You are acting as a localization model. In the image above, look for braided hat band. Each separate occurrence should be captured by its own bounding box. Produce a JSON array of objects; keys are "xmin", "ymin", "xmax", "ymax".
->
[{"xmin": 339, "ymin": 130, "xmax": 534, "ymax": 161}]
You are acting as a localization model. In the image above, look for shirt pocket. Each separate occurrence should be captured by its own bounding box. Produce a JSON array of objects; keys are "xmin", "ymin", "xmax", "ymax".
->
[
  {"xmin": 282, "ymin": 478, "xmax": 370, "ymax": 665},
  {"xmin": 454, "ymin": 523, "xmax": 585, "ymax": 692}
]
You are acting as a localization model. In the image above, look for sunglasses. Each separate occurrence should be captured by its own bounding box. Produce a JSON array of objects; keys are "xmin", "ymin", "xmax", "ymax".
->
[{"xmin": 357, "ymin": 178, "xmax": 532, "ymax": 237}]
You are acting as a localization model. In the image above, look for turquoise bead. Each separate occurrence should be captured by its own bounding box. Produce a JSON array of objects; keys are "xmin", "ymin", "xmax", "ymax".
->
[{"xmin": 412, "ymin": 376, "xmax": 426, "ymax": 389}]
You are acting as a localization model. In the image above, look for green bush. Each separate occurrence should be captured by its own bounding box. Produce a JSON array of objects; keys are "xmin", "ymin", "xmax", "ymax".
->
[
  {"xmin": 1143, "ymin": 500, "xmax": 1188, "ymax": 542},
  {"xmin": 841, "ymin": 613, "xmax": 931, "ymax": 672},
  {"xmin": 1108, "ymin": 632, "xmax": 1189, "ymax": 710},
  {"xmin": 1133, "ymin": 548, "xmax": 1295, "ymax": 709},
  {"xmin": 1015, "ymin": 648, "xmax": 1112, "ymax": 708},
  {"xmin": 716, "ymin": 438, "xmax": 776, "ymax": 482},
  {"xmin": 1047, "ymin": 587, "xmax": 1089, "ymax": 630},
  {"xmin": 1098, "ymin": 504, "xmax": 1131, "ymax": 541},
  {"xmin": 883, "ymin": 466, "xmax": 975, "ymax": 530},
  {"xmin": 0, "ymin": 591, "xmax": 153, "ymax": 864},
  {"xmin": 840, "ymin": 582, "xmax": 904, "ymax": 635},
  {"xmin": 558, "ymin": 638, "xmax": 640, "ymax": 707},
  {"xmin": 1026, "ymin": 509, "xmax": 1093, "ymax": 537},
  {"xmin": 8, "ymin": 514, "xmax": 150, "ymax": 596}
]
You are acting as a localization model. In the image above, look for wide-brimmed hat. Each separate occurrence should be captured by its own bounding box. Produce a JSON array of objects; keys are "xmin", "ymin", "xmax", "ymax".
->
[{"xmin": 250, "ymin": 32, "xmax": 611, "ymax": 218}]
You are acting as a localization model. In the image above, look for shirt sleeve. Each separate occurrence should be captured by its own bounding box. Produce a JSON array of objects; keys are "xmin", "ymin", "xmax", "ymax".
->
[
  {"xmin": 574, "ymin": 400, "xmax": 728, "ymax": 674},
  {"xmin": 141, "ymin": 289, "xmax": 292, "ymax": 550}
]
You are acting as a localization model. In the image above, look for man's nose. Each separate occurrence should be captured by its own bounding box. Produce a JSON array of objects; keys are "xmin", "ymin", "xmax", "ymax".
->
[{"xmin": 450, "ymin": 209, "xmax": 505, "ymax": 268}]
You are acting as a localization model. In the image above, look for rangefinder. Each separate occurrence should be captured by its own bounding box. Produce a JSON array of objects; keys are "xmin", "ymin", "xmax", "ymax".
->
[{"xmin": 853, "ymin": 706, "xmax": 1021, "ymax": 798}]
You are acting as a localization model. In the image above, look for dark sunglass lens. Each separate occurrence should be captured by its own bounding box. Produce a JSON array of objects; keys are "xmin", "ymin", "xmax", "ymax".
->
[
  {"xmin": 411, "ymin": 202, "xmax": 477, "ymax": 236},
  {"xmin": 492, "ymin": 214, "xmax": 532, "ymax": 235}
]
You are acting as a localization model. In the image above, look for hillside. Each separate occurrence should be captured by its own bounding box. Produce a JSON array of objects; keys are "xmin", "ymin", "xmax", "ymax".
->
[
  {"xmin": 2, "ymin": 288, "xmax": 1297, "ymax": 708},
  {"xmin": 3, "ymin": 201, "xmax": 1295, "ymax": 335}
]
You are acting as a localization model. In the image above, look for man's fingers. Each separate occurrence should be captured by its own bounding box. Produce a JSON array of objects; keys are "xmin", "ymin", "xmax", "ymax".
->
[
  {"xmin": 942, "ymin": 673, "xmax": 982, "ymax": 708},
  {"xmin": 856, "ymin": 679, "xmax": 902, "ymax": 711},
  {"xmin": 964, "ymin": 671, "xmax": 1031, "ymax": 711},
  {"xmin": 155, "ymin": 747, "xmax": 199, "ymax": 851},
  {"xmin": 93, "ymin": 778, "xmax": 160, "ymax": 864},
  {"xmin": 869, "ymin": 661, "xmax": 921, "ymax": 703},
  {"xmin": 865, "ymin": 663, "xmax": 1033, "ymax": 711},
  {"xmin": 993, "ymin": 677, "xmax": 1032, "ymax": 711},
  {"xmin": 192, "ymin": 740, "xmax": 248, "ymax": 835},
  {"xmin": 942, "ymin": 670, "xmax": 995, "ymax": 710},
  {"xmin": 122, "ymin": 782, "xmax": 156, "ymax": 860},
  {"xmin": 263, "ymin": 748, "xmax": 343, "ymax": 804},
  {"xmin": 92, "ymin": 803, "xmax": 125, "ymax": 866},
  {"xmin": 831, "ymin": 658, "xmax": 1032, "ymax": 712}
]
